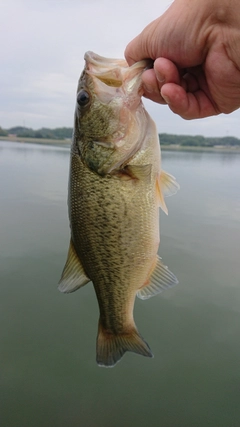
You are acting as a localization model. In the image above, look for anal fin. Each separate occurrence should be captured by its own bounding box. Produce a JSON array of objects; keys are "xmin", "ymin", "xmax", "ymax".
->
[
  {"xmin": 58, "ymin": 239, "xmax": 90, "ymax": 293},
  {"xmin": 137, "ymin": 255, "xmax": 178, "ymax": 300}
]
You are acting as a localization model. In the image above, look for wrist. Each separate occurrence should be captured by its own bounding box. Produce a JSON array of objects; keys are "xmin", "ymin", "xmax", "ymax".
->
[
  {"xmin": 207, "ymin": 0, "xmax": 240, "ymax": 69},
  {"xmin": 173, "ymin": 0, "xmax": 240, "ymax": 30},
  {"xmin": 174, "ymin": 0, "xmax": 240, "ymax": 61},
  {"xmin": 213, "ymin": 0, "xmax": 240, "ymax": 26}
]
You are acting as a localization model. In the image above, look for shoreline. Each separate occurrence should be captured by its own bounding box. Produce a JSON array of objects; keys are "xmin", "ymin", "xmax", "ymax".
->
[
  {"xmin": 1, "ymin": 136, "xmax": 240, "ymax": 153},
  {"xmin": 0, "ymin": 135, "xmax": 71, "ymax": 148},
  {"xmin": 160, "ymin": 144, "xmax": 240, "ymax": 153}
]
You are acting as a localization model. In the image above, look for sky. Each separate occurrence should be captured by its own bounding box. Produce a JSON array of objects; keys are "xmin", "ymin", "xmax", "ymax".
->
[{"xmin": 1, "ymin": 0, "xmax": 240, "ymax": 138}]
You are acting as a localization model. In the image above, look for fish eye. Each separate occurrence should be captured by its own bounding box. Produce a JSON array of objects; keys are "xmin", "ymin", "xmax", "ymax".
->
[{"xmin": 77, "ymin": 90, "xmax": 90, "ymax": 107}]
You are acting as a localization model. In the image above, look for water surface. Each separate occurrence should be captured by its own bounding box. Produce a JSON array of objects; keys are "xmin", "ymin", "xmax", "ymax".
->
[{"xmin": 1, "ymin": 141, "xmax": 240, "ymax": 427}]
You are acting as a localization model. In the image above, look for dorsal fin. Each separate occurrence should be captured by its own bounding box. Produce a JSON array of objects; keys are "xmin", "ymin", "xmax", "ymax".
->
[{"xmin": 58, "ymin": 239, "xmax": 90, "ymax": 293}]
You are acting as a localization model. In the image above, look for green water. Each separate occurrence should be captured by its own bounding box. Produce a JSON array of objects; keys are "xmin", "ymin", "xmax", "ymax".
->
[{"xmin": 1, "ymin": 141, "xmax": 240, "ymax": 427}]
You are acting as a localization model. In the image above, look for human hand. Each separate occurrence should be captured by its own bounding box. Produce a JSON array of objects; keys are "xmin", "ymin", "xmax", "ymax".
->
[{"xmin": 125, "ymin": 0, "xmax": 240, "ymax": 119}]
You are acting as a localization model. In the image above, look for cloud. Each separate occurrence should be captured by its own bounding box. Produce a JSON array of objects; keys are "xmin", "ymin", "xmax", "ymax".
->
[{"xmin": 1, "ymin": 0, "xmax": 240, "ymax": 137}]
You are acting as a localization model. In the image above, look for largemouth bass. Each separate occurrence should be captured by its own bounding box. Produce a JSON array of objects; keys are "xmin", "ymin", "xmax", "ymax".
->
[{"xmin": 59, "ymin": 51, "xmax": 179, "ymax": 367}]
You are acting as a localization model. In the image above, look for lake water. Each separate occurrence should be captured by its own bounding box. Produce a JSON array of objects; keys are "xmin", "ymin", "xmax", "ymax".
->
[{"xmin": 1, "ymin": 140, "xmax": 240, "ymax": 427}]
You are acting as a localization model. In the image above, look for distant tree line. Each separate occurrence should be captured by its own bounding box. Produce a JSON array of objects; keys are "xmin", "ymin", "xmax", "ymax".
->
[
  {"xmin": 0, "ymin": 126, "xmax": 8, "ymax": 136},
  {"xmin": 1, "ymin": 126, "xmax": 240, "ymax": 146},
  {"xmin": 2, "ymin": 126, "xmax": 73, "ymax": 140},
  {"xmin": 159, "ymin": 133, "xmax": 240, "ymax": 147}
]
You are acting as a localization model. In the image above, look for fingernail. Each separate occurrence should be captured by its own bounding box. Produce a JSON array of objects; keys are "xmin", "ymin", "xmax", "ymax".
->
[
  {"xmin": 143, "ymin": 84, "xmax": 154, "ymax": 94},
  {"xmin": 161, "ymin": 93, "xmax": 170, "ymax": 104},
  {"xmin": 156, "ymin": 70, "xmax": 165, "ymax": 83}
]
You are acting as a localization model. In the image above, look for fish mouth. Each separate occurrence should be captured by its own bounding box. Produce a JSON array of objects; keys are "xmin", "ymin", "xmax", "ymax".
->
[
  {"xmin": 81, "ymin": 52, "xmax": 152, "ymax": 152},
  {"xmin": 84, "ymin": 51, "xmax": 152, "ymax": 93},
  {"xmin": 84, "ymin": 51, "xmax": 128, "ymax": 69}
]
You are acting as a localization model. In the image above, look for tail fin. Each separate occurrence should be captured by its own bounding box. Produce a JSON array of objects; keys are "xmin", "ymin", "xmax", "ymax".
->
[{"xmin": 96, "ymin": 322, "xmax": 153, "ymax": 368}]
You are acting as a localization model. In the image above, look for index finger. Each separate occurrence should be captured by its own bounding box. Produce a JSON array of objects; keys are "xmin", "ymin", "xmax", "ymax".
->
[
  {"xmin": 125, "ymin": 36, "xmax": 147, "ymax": 66},
  {"xmin": 124, "ymin": 18, "xmax": 161, "ymax": 65}
]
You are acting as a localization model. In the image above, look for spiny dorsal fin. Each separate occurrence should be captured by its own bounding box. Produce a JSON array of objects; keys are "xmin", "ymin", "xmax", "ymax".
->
[
  {"xmin": 58, "ymin": 239, "xmax": 90, "ymax": 293},
  {"xmin": 137, "ymin": 255, "xmax": 178, "ymax": 300},
  {"xmin": 156, "ymin": 170, "xmax": 180, "ymax": 214}
]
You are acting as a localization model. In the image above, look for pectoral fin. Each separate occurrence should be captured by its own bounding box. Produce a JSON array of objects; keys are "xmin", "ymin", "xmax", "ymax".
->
[
  {"xmin": 58, "ymin": 239, "xmax": 90, "ymax": 293},
  {"xmin": 137, "ymin": 256, "xmax": 178, "ymax": 300},
  {"xmin": 156, "ymin": 170, "xmax": 180, "ymax": 214},
  {"xmin": 123, "ymin": 164, "xmax": 152, "ymax": 181}
]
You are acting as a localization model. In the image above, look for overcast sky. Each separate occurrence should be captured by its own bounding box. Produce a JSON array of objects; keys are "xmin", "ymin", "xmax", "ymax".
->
[{"xmin": 1, "ymin": 0, "xmax": 240, "ymax": 138}]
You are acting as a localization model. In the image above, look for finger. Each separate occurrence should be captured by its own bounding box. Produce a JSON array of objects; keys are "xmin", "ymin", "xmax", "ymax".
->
[
  {"xmin": 125, "ymin": 39, "xmax": 138, "ymax": 66},
  {"xmin": 154, "ymin": 57, "xmax": 181, "ymax": 86},
  {"xmin": 125, "ymin": 19, "xmax": 161, "ymax": 65},
  {"xmin": 125, "ymin": 35, "xmax": 148, "ymax": 66},
  {"xmin": 161, "ymin": 83, "xmax": 219, "ymax": 119},
  {"xmin": 141, "ymin": 69, "xmax": 167, "ymax": 104},
  {"xmin": 183, "ymin": 72, "xmax": 200, "ymax": 92},
  {"xmin": 141, "ymin": 58, "xmax": 183, "ymax": 104}
]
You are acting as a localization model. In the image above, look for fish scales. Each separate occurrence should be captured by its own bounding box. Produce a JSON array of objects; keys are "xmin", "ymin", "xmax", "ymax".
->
[
  {"xmin": 70, "ymin": 150, "xmax": 157, "ymax": 331},
  {"xmin": 59, "ymin": 51, "xmax": 179, "ymax": 367}
]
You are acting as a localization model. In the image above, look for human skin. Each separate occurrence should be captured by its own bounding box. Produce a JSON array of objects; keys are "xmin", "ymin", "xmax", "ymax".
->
[{"xmin": 125, "ymin": 0, "xmax": 240, "ymax": 119}]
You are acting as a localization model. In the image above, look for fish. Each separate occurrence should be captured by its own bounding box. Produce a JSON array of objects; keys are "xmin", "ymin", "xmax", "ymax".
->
[{"xmin": 58, "ymin": 51, "xmax": 179, "ymax": 367}]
